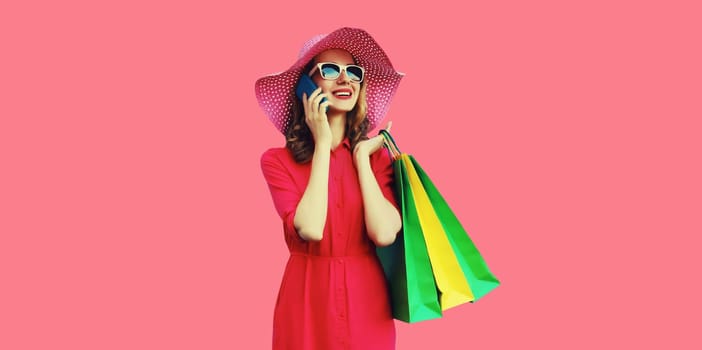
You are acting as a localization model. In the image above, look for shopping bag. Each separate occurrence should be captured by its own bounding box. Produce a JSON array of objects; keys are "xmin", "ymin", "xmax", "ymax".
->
[
  {"xmin": 408, "ymin": 155, "xmax": 500, "ymax": 301},
  {"xmin": 376, "ymin": 145, "xmax": 442, "ymax": 323},
  {"xmin": 402, "ymin": 154, "xmax": 476, "ymax": 310},
  {"xmin": 379, "ymin": 130, "xmax": 500, "ymax": 310}
]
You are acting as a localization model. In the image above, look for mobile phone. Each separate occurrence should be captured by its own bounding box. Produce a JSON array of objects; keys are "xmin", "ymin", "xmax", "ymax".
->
[{"xmin": 295, "ymin": 74, "xmax": 328, "ymax": 105}]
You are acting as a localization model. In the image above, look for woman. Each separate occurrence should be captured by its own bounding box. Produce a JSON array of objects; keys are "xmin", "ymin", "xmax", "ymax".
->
[{"xmin": 255, "ymin": 27, "xmax": 404, "ymax": 350}]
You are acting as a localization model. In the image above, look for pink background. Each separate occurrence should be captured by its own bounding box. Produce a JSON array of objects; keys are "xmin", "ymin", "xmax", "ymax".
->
[{"xmin": 2, "ymin": 0, "xmax": 701, "ymax": 349}]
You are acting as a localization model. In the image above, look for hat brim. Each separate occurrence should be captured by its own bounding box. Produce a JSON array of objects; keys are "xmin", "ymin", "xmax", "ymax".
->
[{"xmin": 255, "ymin": 27, "xmax": 404, "ymax": 134}]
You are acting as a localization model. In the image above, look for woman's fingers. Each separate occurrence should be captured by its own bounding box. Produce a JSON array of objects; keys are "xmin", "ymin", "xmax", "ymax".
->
[
  {"xmin": 356, "ymin": 134, "xmax": 386, "ymax": 156},
  {"xmin": 312, "ymin": 91, "xmax": 327, "ymax": 110},
  {"xmin": 305, "ymin": 88, "xmax": 327, "ymax": 118},
  {"xmin": 308, "ymin": 87, "xmax": 322, "ymax": 107},
  {"xmin": 318, "ymin": 100, "xmax": 331, "ymax": 114}
]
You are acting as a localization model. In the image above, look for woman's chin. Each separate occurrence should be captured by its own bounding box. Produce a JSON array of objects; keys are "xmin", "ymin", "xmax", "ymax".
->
[{"xmin": 328, "ymin": 103, "xmax": 356, "ymax": 113}]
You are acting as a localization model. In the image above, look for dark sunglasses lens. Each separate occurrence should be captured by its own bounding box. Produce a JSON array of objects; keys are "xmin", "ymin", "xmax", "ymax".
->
[
  {"xmin": 320, "ymin": 64, "xmax": 341, "ymax": 79},
  {"xmin": 347, "ymin": 66, "xmax": 363, "ymax": 82}
]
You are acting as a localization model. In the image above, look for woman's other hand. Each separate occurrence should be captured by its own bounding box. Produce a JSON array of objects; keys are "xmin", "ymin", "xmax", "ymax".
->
[{"xmin": 353, "ymin": 121, "xmax": 392, "ymax": 165}]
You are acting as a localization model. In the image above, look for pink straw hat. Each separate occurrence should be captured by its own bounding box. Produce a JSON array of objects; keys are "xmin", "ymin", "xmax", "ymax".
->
[{"xmin": 255, "ymin": 27, "xmax": 404, "ymax": 134}]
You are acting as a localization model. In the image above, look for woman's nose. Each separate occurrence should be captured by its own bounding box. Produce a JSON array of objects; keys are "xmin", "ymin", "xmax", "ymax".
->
[{"xmin": 336, "ymin": 70, "xmax": 351, "ymax": 83}]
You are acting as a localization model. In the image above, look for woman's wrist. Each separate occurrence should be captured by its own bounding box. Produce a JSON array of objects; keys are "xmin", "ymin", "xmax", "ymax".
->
[
  {"xmin": 314, "ymin": 139, "xmax": 332, "ymax": 153},
  {"xmin": 354, "ymin": 152, "xmax": 371, "ymax": 170}
]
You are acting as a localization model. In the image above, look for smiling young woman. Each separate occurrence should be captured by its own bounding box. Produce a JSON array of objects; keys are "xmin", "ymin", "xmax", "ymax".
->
[{"xmin": 255, "ymin": 27, "xmax": 405, "ymax": 350}]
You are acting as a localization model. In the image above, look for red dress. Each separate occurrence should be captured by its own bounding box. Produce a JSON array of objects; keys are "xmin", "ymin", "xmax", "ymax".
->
[{"xmin": 261, "ymin": 138, "xmax": 397, "ymax": 350}]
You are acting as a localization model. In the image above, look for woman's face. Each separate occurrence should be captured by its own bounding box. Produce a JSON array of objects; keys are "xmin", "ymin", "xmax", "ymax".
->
[{"xmin": 311, "ymin": 49, "xmax": 362, "ymax": 113}]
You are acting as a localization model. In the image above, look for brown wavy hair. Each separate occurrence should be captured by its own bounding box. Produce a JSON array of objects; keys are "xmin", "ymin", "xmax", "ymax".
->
[{"xmin": 285, "ymin": 59, "xmax": 369, "ymax": 164}]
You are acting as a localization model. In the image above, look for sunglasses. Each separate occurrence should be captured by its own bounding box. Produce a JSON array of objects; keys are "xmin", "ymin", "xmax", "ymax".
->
[{"xmin": 309, "ymin": 62, "xmax": 365, "ymax": 83}]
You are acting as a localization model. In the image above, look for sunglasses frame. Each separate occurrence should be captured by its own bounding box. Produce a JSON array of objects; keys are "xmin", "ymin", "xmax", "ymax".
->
[{"xmin": 308, "ymin": 62, "xmax": 365, "ymax": 83}]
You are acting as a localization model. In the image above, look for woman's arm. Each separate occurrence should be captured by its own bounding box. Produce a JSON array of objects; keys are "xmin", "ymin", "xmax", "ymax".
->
[
  {"xmin": 293, "ymin": 144, "xmax": 331, "ymax": 241},
  {"xmin": 293, "ymin": 88, "xmax": 333, "ymax": 241},
  {"xmin": 354, "ymin": 135, "xmax": 402, "ymax": 247}
]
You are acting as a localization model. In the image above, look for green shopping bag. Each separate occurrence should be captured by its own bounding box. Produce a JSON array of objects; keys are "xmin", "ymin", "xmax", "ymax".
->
[
  {"xmin": 379, "ymin": 130, "xmax": 500, "ymax": 306},
  {"xmin": 376, "ymin": 137, "xmax": 442, "ymax": 323}
]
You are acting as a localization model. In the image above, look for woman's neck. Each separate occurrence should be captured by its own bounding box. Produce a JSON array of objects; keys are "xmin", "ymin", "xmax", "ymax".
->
[{"xmin": 327, "ymin": 112, "xmax": 347, "ymax": 149}]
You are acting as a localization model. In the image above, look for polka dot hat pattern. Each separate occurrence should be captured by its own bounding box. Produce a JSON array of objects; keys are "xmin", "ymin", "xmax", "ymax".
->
[{"xmin": 255, "ymin": 27, "xmax": 405, "ymax": 134}]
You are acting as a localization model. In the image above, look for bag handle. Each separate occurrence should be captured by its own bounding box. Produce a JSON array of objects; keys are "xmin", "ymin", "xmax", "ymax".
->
[{"xmin": 379, "ymin": 129, "xmax": 401, "ymax": 160}]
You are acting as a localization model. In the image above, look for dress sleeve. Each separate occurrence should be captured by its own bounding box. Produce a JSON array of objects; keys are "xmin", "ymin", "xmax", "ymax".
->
[
  {"xmin": 371, "ymin": 147, "xmax": 400, "ymax": 211},
  {"xmin": 260, "ymin": 149, "xmax": 301, "ymax": 238}
]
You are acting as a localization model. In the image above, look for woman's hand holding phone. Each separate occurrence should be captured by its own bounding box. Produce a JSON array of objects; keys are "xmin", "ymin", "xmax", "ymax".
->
[{"xmin": 302, "ymin": 87, "xmax": 332, "ymax": 148}]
